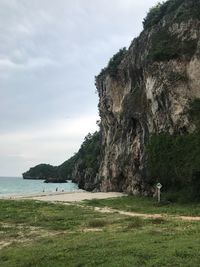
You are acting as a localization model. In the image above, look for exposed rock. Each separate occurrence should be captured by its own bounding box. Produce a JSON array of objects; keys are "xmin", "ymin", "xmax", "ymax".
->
[
  {"xmin": 95, "ymin": 0, "xmax": 200, "ymax": 195},
  {"xmin": 23, "ymin": 0, "xmax": 200, "ymax": 195},
  {"xmin": 44, "ymin": 178, "xmax": 67, "ymax": 183}
]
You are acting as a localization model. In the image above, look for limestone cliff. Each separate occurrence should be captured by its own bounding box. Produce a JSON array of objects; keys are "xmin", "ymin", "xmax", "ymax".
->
[
  {"xmin": 95, "ymin": 0, "xmax": 200, "ymax": 194},
  {"xmin": 23, "ymin": 0, "xmax": 200, "ymax": 194}
]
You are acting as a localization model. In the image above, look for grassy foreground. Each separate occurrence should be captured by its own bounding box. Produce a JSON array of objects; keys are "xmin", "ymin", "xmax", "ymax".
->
[
  {"xmin": 0, "ymin": 198, "xmax": 200, "ymax": 267},
  {"xmin": 84, "ymin": 195, "xmax": 200, "ymax": 216}
]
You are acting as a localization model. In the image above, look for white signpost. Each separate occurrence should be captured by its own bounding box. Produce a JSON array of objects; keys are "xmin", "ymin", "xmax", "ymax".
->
[{"xmin": 156, "ymin": 183, "xmax": 162, "ymax": 203}]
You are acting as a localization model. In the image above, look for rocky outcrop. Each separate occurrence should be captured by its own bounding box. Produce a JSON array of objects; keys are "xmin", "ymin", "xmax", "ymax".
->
[
  {"xmin": 71, "ymin": 160, "xmax": 100, "ymax": 191},
  {"xmin": 44, "ymin": 178, "xmax": 67, "ymax": 183},
  {"xmin": 95, "ymin": 0, "xmax": 200, "ymax": 195}
]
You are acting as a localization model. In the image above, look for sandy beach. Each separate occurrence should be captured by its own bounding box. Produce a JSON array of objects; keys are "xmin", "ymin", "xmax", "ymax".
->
[{"xmin": 0, "ymin": 191, "xmax": 126, "ymax": 202}]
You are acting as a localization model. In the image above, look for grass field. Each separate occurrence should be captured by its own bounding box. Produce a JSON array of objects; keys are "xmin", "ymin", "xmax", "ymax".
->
[
  {"xmin": 84, "ymin": 195, "xmax": 200, "ymax": 216},
  {"xmin": 0, "ymin": 198, "xmax": 200, "ymax": 266}
]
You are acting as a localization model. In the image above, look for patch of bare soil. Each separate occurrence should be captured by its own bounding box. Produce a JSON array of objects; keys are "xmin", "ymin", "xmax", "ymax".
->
[
  {"xmin": 93, "ymin": 207, "xmax": 200, "ymax": 221},
  {"xmin": 82, "ymin": 228, "xmax": 103, "ymax": 233}
]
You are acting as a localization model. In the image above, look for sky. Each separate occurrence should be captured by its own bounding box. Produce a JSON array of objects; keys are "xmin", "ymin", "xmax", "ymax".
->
[{"xmin": 0, "ymin": 0, "xmax": 158, "ymax": 176}]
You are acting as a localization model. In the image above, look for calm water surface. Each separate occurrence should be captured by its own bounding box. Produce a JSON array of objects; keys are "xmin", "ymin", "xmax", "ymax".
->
[{"xmin": 0, "ymin": 177, "xmax": 79, "ymax": 196}]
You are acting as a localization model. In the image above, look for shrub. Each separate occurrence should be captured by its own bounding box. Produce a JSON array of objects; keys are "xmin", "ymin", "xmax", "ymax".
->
[
  {"xmin": 147, "ymin": 28, "xmax": 197, "ymax": 62},
  {"xmin": 150, "ymin": 218, "xmax": 166, "ymax": 224},
  {"xmin": 147, "ymin": 99, "xmax": 200, "ymax": 200},
  {"xmin": 143, "ymin": 0, "xmax": 200, "ymax": 30},
  {"xmin": 99, "ymin": 48, "xmax": 127, "ymax": 78},
  {"xmin": 189, "ymin": 99, "xmax": 200, "ymax": 131},
  {"xmin": 58, "ymin": 131, "xmax": 101, "ymax": 180},
  {"xmin": 147, "ymin": 133, "xmax": 200, "ymax": 189},
  {"xmin": 87, "ymin": 219, "xmax": 107, "ymax": 228},
  {"xmin": 147, "ymin": 99, "xmax": 200, "ymax": 194}
]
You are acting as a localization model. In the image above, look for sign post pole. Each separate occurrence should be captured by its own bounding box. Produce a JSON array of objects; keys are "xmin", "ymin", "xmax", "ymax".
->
[{"xmin": 156, "ymin": 183, "xmax": 162, "ymax": 203}]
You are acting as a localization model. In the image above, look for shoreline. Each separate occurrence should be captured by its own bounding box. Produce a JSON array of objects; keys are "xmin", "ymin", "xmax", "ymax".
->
[{"xmin": 0, "ymin": 191, "xmax": 126, "ymax": 202}]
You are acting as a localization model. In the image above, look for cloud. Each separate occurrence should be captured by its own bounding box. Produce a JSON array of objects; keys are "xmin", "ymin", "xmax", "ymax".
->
[
  {"xmin": 0, "ymin": 114, "xmax": 98, "ymax": 176},
  {"xmin": 0, "ymin": 0, "xmax": 158, "ymax": 176}
]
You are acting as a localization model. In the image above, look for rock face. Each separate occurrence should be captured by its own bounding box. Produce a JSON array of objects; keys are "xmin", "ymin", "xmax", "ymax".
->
[
  {"xmin": 44, "ymin": 178, "xmax": 67, "ymax": 183},
  {"xmin": 95, "ymin": 0, "xmax": 200, "ymax": 194},
  {"xmin": 71, "ymin": 161, "xmax": 100, "ymax": 191}
]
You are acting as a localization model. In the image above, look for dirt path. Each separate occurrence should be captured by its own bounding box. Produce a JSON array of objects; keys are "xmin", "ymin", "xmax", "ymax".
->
[
  {"xmin": 93, "ymin": 206, "xmax": 200, "ymax": 221},
  {"xmin": 3, "ymin": 191, "xmax": 200, "ymax": 222}
]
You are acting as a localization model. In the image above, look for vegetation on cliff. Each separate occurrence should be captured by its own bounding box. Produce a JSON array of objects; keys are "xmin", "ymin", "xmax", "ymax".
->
[
  {"xmin": 147, "ymin": 99, "xmax": 200, "ymax": 200},
  {"xmin": 148, "ymin": 28, "xmax": 198, "ymax": 62},
  {"xmin": 143, "ymin": 0, "xmax": 200, "ymax": 30},
  {"xmin": 23, "ymin": 131, "xmax": 101, "ymax": 188},
  {"xmin": 58, "ymin": 132, "xmax": 101, "ymax": 184},
  {"xmin": 144, "ymin": 0, "xmax": 199, "ymax": 62},
  {"xmin": 98, "ymin": 47, "xmax": 127, "ymax": 78}
]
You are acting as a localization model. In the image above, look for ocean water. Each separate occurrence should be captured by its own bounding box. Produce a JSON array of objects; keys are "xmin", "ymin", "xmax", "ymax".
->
[{"xmin": 0, "ymin": 177, "xmax": 79, "ymax": 196}]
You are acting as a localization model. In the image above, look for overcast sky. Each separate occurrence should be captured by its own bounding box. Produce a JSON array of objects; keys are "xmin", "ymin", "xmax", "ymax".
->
[{"xmin": 0, "ymin": 0, "xmax": 158, "ymax": 176}]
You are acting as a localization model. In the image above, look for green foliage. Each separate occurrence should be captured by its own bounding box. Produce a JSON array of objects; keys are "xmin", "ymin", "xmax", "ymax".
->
[
  {"xmin": 58, "ymin": 154, "xmax": 78, "ymax": 180},
  {"xmin": 143, "ymin": 0, "xmax": 199, "ymax": 62},
  {"xmin": 148, "ymin": 28, "xmax": 197, "ymax": 62},
  {"xmin": 99, "ymin": 47, "xmax": 127, "ymax": 78},
  {"xmin": 147, "ymin": 99, "xmax": 200, "ymax": 196},
  {"xmin": 22, "ymin": 164, "xmax": 58, "ymax": 179},
  {"xmin": 143, "ymin": 2, "xmax": 165, "ymax": 29},
  {"xmin": 23, "ymin": 131, "xmax": 101, "ymax": 183},
  {"xmin": 147, "ymin": 133, "xmax": 200, "ymax": 190},
  {"xmin": 58, "ymin": 131, "xmax": 101, "ymax": 182},
  {"xmin": 87, "ymin": 219, "xmax": 108, "ymax": 228},
  {"xmin": 189, "ymin": 98, "xmax": 200, "ymax": 131},
  {"xmin": 143, "ymin": 0, "xmax": 200, "ymax": 30},
  {"xmin": 78, "ymin": 131, "xmax": 101, "ymax": 172}
]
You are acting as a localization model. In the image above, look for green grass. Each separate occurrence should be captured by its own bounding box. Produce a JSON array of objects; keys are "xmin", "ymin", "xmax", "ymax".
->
[
  {"xmin": 87, "ymin": 219, "xmax": 108, "ymax": 228},
  {"xmin": 2, "ymin": 230, "xmax": 200, "ymax": 267},
  {"xmin": 1, "ymin": 199, "xmax": 200, "ymax": 266},
  {"xmin": 84, "ymin": 196, "xmax": 200, "ymax": 216}
]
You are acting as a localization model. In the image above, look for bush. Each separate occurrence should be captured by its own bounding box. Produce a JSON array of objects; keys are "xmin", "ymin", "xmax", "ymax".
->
[
  {"xmin": 150, "ymin": 218, "xmax": 166, "ymax": 224},
  {"xmin": 59, "ymin": 131, "xmax": 101, "ymax": 180},
  {"xmin": 143, "ymin": 0, "xmax": 200, "ymax": 30},
  {"xmin": 147, "ymin": 133, "xmax": 200, "ymax": 189},
  {"xmin": 87, "ymin": 219, "xmax": 107, "ymax": 228},
  {"xmin": 147, "ymin": 99, "xmax": 200, "ymax": 194},
  {"xmin": 189, "ymin": 99, "xmax": 200, "ymax": 131},
  {"xmin": 147, "ymin": 28, "xmax": 197, "ymax": 62},
  {"xmin": 99, "ymin": 48, "xmax": 127, "ymax": 78}
]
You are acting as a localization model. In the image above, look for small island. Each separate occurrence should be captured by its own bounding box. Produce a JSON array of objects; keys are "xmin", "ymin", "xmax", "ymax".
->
[
  {"xmin": 44, "ymin": 177, "xmax": 67, "ymax": 183},
  {"xmin": 22, "ymin": 163, "xmax": 67, "ymax": 183}
]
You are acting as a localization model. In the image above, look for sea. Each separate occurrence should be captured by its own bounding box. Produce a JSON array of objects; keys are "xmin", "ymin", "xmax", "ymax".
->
[{"xmin": 0, "ymin": 176, "xmax": 79, "ymax": 197}]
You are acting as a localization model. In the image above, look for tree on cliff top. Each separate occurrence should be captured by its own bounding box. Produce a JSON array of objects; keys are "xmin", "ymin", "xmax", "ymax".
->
[
  {"xmin": 143, "ymin": 0, "xmax": 200, "ymax": 30},
  {"xmin": 98, "ymin": 47, "xmax": 127, "ymax": 78}
]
